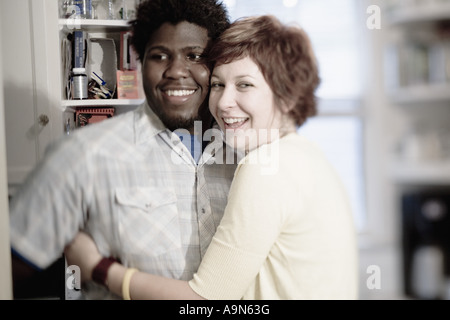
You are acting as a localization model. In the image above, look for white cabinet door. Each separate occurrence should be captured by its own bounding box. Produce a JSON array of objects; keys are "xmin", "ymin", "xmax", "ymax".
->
[
  {"xmin": 1, "ymin": 0, "xmax": 62, "ymax": 192},
  {"xmin": 0, "ymin": 2, "xmax": 13, "ymax": 299}
]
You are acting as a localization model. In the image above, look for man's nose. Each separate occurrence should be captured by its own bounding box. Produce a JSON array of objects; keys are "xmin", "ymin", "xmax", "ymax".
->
[{"xmin": 164, "ymin": 56, "xmax": 190, "ymax": 79}]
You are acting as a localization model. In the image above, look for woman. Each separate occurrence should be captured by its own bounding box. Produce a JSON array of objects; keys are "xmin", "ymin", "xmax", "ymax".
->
[{"xmin": 65, "ymin": 15, "xmax": 358, "ymax": 300}]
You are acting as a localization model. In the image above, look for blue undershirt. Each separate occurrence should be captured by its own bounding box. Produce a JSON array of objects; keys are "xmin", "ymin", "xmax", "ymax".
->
[{"xmin": 176, "ymin": 133, "xmax": 203, "ymax": 164}]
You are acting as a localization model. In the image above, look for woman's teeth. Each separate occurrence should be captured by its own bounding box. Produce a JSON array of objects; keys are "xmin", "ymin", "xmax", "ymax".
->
[
  {"xmin": 165, "ymin": 90, "xmax": 196, "ymax": 97},
  {"xmin": 223, "ymin": 118, "xmax": 248, "ymax": 125}
]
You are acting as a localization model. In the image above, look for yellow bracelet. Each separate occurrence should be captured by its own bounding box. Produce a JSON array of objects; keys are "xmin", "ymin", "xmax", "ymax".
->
[{"xmin": 122, "ymin": 268, "xmax": 138, "ymax": 300}]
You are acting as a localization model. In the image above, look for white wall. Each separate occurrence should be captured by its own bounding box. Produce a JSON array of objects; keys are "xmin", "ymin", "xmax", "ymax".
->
[{"xmin": 0, "ymin": 0, "xmax": 13, "ymax": 299}]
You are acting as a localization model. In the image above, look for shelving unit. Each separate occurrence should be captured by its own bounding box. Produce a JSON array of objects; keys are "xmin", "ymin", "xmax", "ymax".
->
[
  {"xmin": 385, "ymin": 2, "xmax": 450, "ymax": 107},
  {"xmin": 384, "ymin": 2, "xmax": 450, "ymax": 186},
  {"xmin": 3, "ymin": 0, "xmax": 144, "ymax": 189},
  {"xmin": 59, "ymin": 18, "xmax": 132, "ymax": 31},
  {"xmin": 61, "ymin": 98, "xmax": 143, "ymax": 108},
  {"xmin": 388, "ymin": 83, "xmax": 450, "ymax": 105},
  {"xmin": 386, "ymin": 3, "xmax": 450, "ymax": 26},
  {"xmin": 58, "ymin": 15, "xmax": 144, "ymax": 129},
  {"xmin": 383, "ymin": 3, "xmax": 450, "ymax": 300},
  {"xmin": 391, "ymin": 162, "xmax": 450, "ymax": 185}
]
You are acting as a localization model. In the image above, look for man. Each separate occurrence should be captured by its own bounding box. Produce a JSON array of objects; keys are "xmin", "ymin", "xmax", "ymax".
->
[{"xmin": 9, "ymin": 0, "xmax": 234, "ymax": 299}]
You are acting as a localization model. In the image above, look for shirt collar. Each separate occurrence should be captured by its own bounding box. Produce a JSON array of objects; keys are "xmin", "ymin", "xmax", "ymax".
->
[
  {"xmin": 134, "ymin": 101, "xmax": 167, "ymax": 145},
  {"xmin": 133, "ymin": 101, "xmax": 228, "ymax": 157}
]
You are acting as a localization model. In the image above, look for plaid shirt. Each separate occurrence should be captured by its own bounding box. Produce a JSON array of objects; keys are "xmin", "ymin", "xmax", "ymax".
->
[{"xmin": 9, "ymin": 103, "xmax": 236, "ymax": 298}]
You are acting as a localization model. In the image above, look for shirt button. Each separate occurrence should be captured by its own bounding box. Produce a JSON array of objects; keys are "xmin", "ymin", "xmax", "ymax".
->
[{"xmin": 201, "ymin": 208, "xmax": 206, "ymax": 214}]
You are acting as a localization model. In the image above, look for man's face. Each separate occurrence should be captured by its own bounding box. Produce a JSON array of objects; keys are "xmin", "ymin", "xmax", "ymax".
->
[{"xmin": 142, "ymin": 21, "xmax": 210, "ymax": 132}]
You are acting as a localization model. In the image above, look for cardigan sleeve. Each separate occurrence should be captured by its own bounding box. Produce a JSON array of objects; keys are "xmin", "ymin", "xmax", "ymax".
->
[{"xmin": 189, "ymin": 153, "xmax": 292, "ymax": 300}]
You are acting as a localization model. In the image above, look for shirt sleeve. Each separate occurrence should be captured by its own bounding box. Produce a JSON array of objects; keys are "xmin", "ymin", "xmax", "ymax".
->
[
  {"xmin": 189, "ymin": 156, "xmax": 291, "ymax": 300},
  {"xmin": 9, "ymin": 136, "xmax": 89, "ymax": 269}
]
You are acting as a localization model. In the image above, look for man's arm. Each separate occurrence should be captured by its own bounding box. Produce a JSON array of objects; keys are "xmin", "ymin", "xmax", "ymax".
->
[{"xmin": 9, "ymin": 138, "xmax": 87, "ymax": 300}]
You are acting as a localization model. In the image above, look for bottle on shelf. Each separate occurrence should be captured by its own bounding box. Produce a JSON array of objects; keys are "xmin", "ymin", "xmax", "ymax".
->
[
  {"xmin": 73, "ymin": 0, "xmax": 92, "ymax": 19},
  {"xmin": 107, "ymin": 0, "xmax": 115, "ymax": 20},
  {"xmin": 72, "ymin": 68, "xmax": 88, "ymax": 100},
  {"xmin": 60, "ymin": 0, "xmax": 93, "ymax": 19}
]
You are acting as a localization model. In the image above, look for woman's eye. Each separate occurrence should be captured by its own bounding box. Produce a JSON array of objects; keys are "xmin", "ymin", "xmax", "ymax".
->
[
  {"xmin": 237, "ymin": 82, "xmax": 252, "ymax": 89},
  {"xmin": 210, "ymin": 82, "xmax": 224, "ymax": 89}
]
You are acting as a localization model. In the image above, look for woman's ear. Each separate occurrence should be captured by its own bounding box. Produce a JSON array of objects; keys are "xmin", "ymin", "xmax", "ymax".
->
[{"xmin": 280, "ymin": 99, "xmax": 295, "ymax": 114}]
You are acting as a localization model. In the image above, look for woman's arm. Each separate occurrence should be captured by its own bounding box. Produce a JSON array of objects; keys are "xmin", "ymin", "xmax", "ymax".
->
[
  {"xmin": 64, "ymin": 232, "xmax": 204, "ymax": 300},
  {"xmin": 107, "ymin": 262, "xmax": 204, "ymax": 300},
  {"xmin": 65, "ymin": 156, "xmax": 283, "ymax": 300}
]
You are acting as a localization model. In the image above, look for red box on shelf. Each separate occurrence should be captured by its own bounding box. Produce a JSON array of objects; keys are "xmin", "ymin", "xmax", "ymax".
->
[{"xmin": 76, "ymin": 108, "xmax": 115, "ymax": 127}]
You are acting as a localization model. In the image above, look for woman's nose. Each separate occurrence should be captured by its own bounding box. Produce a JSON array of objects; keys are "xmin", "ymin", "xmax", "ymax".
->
[{"xmin": 215, "ymin": 87, "xmax": 237, "ymax": 111}]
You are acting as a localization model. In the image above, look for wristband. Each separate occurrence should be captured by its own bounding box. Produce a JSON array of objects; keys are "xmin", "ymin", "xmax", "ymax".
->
[
  {"xmin": 122, "ymin": 268, "xmax": 138, "ymax": 300},
  {"xmin": 92, "ymin": 257, "xmax": 117, "ymax": 287}
]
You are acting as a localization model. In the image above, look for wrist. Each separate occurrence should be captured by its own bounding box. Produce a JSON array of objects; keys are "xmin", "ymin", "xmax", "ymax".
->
[
  {"xmin": 107, "ymin": 262, "xmax": 128, "ymax": 297},
  {"xmin": 92, "ymin": 257, "xmax": 118, "ymax": 287},
  {"xmin": 122, "ymin": 268, "xmax": 139, "ymax": 300}
]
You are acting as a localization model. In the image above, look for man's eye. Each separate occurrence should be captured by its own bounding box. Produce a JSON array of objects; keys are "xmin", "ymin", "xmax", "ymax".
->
[
  {"xmin": 187, "ymin": 53, "xmax": 204, "ymax": 62},
  {"xmin": 148, "ymin": 53, "xmax": 168, "ymax": 61}
]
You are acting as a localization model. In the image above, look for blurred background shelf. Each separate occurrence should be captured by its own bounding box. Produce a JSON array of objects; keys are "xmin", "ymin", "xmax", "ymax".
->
[
  {"xmin": 62, "ymin": 98, "xmax": 144, "ymax": 108},
  {"xmin": 387, "ymin": 4, "xmax": 450, "ymax": 26},
  {"xmin": 391, "ymin": 161, "xmax": 450, "ymax": 185},
  {"xmin": 389, "ymin": 84, "xmax": 450, "ymax": 105}
]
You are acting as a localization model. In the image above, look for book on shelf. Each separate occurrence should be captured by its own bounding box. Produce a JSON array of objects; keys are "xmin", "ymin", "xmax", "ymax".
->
[
  {"xmin": 386, "ymin": 39, "xmax": 450, "ymax": 90},
  {"xmin": 116, "ymin": 31, "xmax": 142, "ymax": 99},
  {"xmin": 116, "ymin": 70, "xmax": 141, "ymax": 99},
  {"xmin": 405, "ymin": 42, "xmax": 429, "ymax": 87},
  {"xmin": 73, "ymin": 30, "xmax": 87, "ymax": 69},
  {"xmin": 62, "ymin": 35, "xmax": 73, "ymax": 100},
  {"xmin": 428, "ymin": 40, "xmax": 450, "ymax": 84},
  {"xmin": 120, "ymin": 31, "xmax": 138, "ymax": 71}
]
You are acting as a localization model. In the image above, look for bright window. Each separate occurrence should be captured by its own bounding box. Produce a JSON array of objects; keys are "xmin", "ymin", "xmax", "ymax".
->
[{"xmin": 224, "ymin": 0, "xmax": 367, "ymax": 230}]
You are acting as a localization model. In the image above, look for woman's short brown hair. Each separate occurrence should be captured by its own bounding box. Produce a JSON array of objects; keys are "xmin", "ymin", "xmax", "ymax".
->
[{"xmin": 207, "ymin": 15, "xmax": 320, "ymax": 126}]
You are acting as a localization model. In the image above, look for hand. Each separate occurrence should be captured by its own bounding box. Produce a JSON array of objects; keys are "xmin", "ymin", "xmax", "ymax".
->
[{"xmin": 64, "ymin": 232, "xmax": 103, "ymax": 282}]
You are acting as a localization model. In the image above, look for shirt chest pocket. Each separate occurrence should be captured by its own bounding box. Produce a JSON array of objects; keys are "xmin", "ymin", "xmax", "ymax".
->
[{"xmin": 115, "ymin": 187, "xmax": 181, "ymax": 260}]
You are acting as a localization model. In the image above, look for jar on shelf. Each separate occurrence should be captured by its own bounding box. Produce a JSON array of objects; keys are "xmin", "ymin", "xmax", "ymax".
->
[{"xmin": 72, "ymin": 68, "xmax": 88, "ymax": 100}]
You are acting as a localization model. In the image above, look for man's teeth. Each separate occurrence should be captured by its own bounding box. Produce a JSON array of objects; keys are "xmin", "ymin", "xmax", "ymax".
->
[
  {"xmin": 223, "ymin": 118, "xmax": 248, "ymax": 124},
  {"xmin": 166, "ymin": 90, "xmax": 196, "ymax": 97}
]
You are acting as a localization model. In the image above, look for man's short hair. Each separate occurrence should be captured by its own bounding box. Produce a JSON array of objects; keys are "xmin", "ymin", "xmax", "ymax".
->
[{"xmin": 130, "ymin": 0, "xmax": 230, "ymax": 61}]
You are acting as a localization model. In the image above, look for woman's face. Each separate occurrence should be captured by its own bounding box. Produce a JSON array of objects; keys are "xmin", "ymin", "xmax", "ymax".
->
[{"xmin": 209, "ymin": 56, "xmax": 290, "ymax": 151}]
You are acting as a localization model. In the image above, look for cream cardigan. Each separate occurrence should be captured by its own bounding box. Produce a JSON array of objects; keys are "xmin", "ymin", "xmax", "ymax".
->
[{"xmin": 189, "ymin": 133, "xmax": 358, "ymax": 300}]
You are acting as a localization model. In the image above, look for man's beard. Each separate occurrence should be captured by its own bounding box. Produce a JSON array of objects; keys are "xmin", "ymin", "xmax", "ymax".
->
[{"xmin": 159, "ymin": 112, "xmax": 201, "ymax": 132}]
